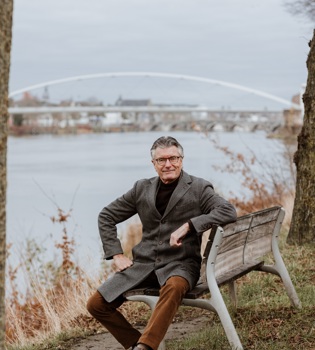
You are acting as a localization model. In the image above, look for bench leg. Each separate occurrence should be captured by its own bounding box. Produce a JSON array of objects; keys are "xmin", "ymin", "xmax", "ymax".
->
[
  {"xmin": 260, "ymin": 261, "xmax": 302, "ymax": 309},
  {"xmin": 126, "ymin": 295, "xmax": 166, "ymax": 350},
  {"xmin": 183, "ymin": 295, "xmax": 243, "ymax": 350},
  {"xmin": 260, "ymin": 232, "xmax": 302, "ymax": 309},
  {"xmin": 228, "ymin": 281, "xmax": 237, "ymax": 309},
  {"xmin": 274, "ymin": 246, "xmax": 302, "ymax": 308},
  {"xmin": 265, "ymin": 208, "xmax": 302, "ymax": 309}
]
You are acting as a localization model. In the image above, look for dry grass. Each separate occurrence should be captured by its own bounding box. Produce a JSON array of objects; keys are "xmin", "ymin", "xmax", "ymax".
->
[
  {"xmin": 5, "ymin": 217, "xmax": 145, "ymax": 349},
  {"xmin": 5, "ymin": 208, "xmax": 104, "ymax": 348},
  {"xmin": 209, "ymin": 139, "xmax": 296, "ymax": 230}
]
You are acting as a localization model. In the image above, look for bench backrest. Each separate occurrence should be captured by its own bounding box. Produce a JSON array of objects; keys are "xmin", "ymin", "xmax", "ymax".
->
[{"xmin": 202, "ymin": 206, "xmax": 284, "ymax": 280}]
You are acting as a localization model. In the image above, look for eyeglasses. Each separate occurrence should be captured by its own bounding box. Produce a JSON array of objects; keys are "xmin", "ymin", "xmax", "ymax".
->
[{"xmin": 154, "ymin": 156, "xmax": 182, "ymax": 166}]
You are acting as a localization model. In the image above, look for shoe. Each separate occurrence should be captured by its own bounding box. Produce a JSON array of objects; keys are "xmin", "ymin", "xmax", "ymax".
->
[{"xmin": 133, "ymin": 344, "xmax": 152, "ymax": 350}]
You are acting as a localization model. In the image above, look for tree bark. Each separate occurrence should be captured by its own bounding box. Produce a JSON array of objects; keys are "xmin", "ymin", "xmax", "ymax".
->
[
  {"xmin": 0, "ymin": 0, "xmax": 14, "ymax": 346},
  {"xmin": 287, "ymin": 29, "xmax": 315, "ymax": 245}
]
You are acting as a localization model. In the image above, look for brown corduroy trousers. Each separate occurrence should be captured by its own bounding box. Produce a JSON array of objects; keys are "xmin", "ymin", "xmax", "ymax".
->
[{"xmin": 87, "ymin": 273, "xmax": 190, "ymax": 350}]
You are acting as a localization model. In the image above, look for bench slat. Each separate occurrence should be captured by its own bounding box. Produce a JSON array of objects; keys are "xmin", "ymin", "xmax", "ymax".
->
[
  {"xmin": 251, "ymin": 207, "xmax": 281, "ymax": 226},
  {"xmin": 221, "ymin": 216, "xmax": 252, "ymax": 236},
  {"xmin": 216, "ymin": 261, "xmax": 264, "ymax": 286},
  {"xmin": 215, "ymin": 245, "xmax": 245, "ymax": 277},
  {"xmin": 246, "ymin": 221, "xmax": 277, "ymax": 242},
  {"xmin": 222, "ymin": 206, "xmax": 281, "ymax": 237},
  {"xmin": 217, "ymin": 230, "xmax": 248, "ymax": 254},
  {"xmin": 245, "ymin": 235, "xmax": 273, "ymax": 261}
]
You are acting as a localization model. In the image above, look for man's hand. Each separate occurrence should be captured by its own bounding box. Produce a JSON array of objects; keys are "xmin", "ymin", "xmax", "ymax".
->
[
  {"xmin": 170, "ymin": 222, "xmax": 190, "ymax": 247},
  {"xmin": 112, "ymin": 254, "xmax": 133, "ymax": 272}
]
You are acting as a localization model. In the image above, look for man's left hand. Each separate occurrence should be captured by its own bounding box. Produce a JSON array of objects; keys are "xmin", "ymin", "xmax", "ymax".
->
[{"xmin": 170, "ymin": 222, "xmax": 190, "ymax": 247}]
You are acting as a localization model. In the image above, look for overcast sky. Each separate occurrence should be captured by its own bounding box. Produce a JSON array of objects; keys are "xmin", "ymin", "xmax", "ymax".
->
[{"xmin": 9, "ymin": 0, "xmax": 313, "ymax": 109}]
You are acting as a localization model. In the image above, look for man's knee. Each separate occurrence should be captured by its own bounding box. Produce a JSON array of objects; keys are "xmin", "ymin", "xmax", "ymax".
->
[
  {"xmin": 87, "ymin": 291, "xmax": 105, "ymax": 317},
  {"xmin": 163, "ymin": 276, "xmax": 190, "ymax": 298}
]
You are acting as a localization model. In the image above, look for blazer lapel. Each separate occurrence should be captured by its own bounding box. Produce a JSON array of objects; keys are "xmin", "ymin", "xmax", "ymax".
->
[
  {"xmin": 163, "ymin": 171, "xmax": 191, "ymax": 218},
  {"xmin": 146, "ymin": 176, "xmax": 162, "ymax": 217}
]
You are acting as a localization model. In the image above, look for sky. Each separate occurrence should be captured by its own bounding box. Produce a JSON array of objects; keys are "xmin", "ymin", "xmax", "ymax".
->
[{"xmin": 9, "ymin": 0, "xmax": 313, "ymax": 110}]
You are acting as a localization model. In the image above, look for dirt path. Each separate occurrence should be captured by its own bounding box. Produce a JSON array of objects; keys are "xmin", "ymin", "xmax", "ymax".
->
[{"xmin": 68, "ymin": 316, "xmax": 209, "ymax": 350}]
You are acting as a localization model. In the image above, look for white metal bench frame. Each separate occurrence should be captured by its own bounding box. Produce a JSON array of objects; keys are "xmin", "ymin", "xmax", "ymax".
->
[{"xmin": 125, "ymin": 206, "xmax": 301, "ymax": 350}]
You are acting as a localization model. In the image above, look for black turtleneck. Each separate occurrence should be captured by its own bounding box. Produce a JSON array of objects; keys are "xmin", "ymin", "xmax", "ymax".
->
[{"xmin": 155, "ymin": 177, "xmax": 179, "ymax": 216}]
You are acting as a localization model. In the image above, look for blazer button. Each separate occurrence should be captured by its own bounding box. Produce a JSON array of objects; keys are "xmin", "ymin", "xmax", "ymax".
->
[
  {"xmin": 161, "ymin": 220, "xmax": 166, "ymax": 224},
  {"xmin": 156, "ymin": 258, "xmax": 161, "ymax": 263},
  {"xmin": 159, "ymin": 241, "xmax": 163, "ymax": 245}
]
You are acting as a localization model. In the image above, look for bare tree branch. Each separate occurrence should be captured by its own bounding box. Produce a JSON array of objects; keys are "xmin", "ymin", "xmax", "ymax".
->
[{"xmin": 285, "ymin": 0, "xmax": 315, "ymax": 22}]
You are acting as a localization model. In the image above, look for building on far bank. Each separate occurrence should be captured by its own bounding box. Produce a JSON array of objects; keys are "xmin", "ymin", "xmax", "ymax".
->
[{"xmin": 283, "ymin": 87, "xmax": 305, "ymax": 134}]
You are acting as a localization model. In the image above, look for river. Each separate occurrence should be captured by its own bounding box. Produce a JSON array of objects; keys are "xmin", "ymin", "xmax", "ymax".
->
[{"xmin": 6, "ymin": 131, "xmax": 288, "ymax": 283}]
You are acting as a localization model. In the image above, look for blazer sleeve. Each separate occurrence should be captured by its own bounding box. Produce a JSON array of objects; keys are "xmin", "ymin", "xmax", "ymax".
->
[
  {"xmin": 98, "ymin": 183, "xmax": 138, "ymax": 260},
  {"xmin": 189, "ymin": 180, "xmax": 237, "ymax": 234}
]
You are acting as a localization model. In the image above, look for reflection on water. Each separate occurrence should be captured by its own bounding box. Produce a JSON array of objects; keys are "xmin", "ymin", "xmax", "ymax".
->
[{"xmin": 7, "ymin": 131, "xmax": 287, "ymax": 272}]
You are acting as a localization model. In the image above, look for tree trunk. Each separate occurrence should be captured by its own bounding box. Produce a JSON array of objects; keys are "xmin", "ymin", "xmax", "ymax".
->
[
  {"xmin": 0, "ymin": 0, "xmax": 14, "ymax": 346},
  {"xmin": 287, "ymin": 29, "xmax": 315, "ymax": 245}
]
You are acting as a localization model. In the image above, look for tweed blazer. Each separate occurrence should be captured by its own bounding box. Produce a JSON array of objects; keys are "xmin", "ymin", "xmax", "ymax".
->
[{"xmin": 97, "ymin": 170, "xmax": 237, "ymax": 302}]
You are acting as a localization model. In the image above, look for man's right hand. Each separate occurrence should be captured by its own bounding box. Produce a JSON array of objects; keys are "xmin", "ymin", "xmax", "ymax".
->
[{"xmin": 112, "ymin": 254, "xmax": 133, "ymax": 272}]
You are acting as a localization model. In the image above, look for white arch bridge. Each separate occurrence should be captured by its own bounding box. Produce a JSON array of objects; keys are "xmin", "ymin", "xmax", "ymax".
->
[{"xmin": 8, "ymin": 72, "xmax": 301, "ymax": 133}]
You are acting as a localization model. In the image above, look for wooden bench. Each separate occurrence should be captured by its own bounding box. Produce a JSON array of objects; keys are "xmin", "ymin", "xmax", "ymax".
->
[{"xmin": 124, "ymin": 206, "xmax": 301, "ymax": 350}]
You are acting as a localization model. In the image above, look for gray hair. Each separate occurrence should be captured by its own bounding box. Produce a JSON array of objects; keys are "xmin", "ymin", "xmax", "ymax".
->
[{"xmin": 150, "ymin": 136, "xmax": 184, "ymax": 159}]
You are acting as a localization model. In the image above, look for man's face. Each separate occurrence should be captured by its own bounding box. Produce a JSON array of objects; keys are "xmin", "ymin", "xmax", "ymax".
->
[{"xmin": 152, "ymin": 146, "xmax": 183, "ymax": 184}]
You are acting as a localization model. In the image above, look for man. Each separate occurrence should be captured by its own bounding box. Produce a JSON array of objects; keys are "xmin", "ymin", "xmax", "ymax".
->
[{"xmin": 87, "ymin": 136, "xmax": 237, "ymax": 350}]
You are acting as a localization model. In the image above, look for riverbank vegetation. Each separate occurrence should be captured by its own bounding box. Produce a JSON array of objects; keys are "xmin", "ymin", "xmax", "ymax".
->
[
  {"xmin": 208, "ymin": 138, "xmax": 296, "ymax": 229},
  {"xmin": 5, "ymin": 144, "xmax": 315, "ymax": 350}
]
